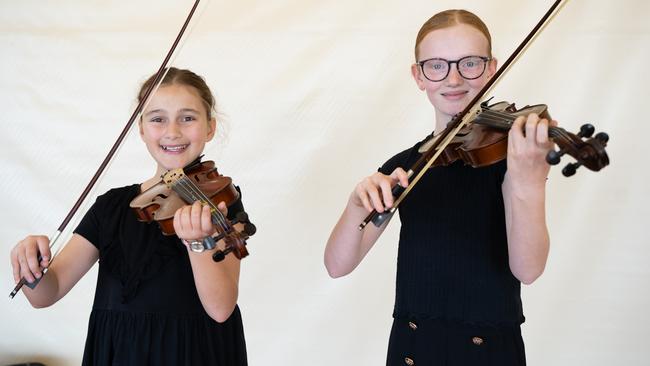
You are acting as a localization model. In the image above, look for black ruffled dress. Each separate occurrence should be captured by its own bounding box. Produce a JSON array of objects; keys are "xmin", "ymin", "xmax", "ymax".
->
[{"xmin": 75, "ymin": 184, "xmax": 247, "ymax": 366}]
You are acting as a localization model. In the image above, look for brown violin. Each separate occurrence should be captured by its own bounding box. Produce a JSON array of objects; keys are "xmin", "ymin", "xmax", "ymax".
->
[
  {"xmin": 130, "ymin": 158, "xmax": 256, "ymax": 262},
  {"xmin": 428, "ymin": 100, "xmax": 609, "ymax": 174},
  {"xmin": 360, "ymin": 100, "xmax": 610, "ymax": 230}
]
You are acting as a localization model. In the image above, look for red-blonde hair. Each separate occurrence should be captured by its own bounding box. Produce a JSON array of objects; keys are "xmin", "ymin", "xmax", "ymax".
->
[{"xmin": 414, "ymin": 9, "xmax": 492, "ymax": 60}]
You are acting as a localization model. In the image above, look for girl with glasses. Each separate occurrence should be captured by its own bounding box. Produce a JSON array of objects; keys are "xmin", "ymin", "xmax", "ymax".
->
[
  {"xmin": 10, "ymin": 68, "xmax": 249, "ymax": 365},
  {"xmin": 325, "ymin": 9, "xmax": 554, "ymax": 366}
]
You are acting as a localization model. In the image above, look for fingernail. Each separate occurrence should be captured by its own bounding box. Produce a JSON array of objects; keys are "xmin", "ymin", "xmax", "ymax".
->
[{"xmin": 35, "ymin": 272, "xmax": 41, "ymax": 278}]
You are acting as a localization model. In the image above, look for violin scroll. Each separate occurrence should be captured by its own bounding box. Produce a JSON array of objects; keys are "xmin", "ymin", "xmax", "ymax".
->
[{"xmin": 545, "ymin": 122, "xmax": 610, "ymax": 177}]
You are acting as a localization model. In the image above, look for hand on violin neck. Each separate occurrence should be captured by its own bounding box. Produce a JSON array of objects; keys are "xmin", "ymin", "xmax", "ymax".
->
[
  {"xmin": 173, "ymin": 200, "xmax": 227, "ymax": 243},
  {"xmin": 352, "ymin": 168, "xmax": 409, "ymax": 213},
  {"xmin": 506, "ymin": 113, "xmax": 555, "ymax": 189}
]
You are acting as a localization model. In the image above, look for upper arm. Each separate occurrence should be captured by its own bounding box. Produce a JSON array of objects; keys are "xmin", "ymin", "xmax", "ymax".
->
[{"xmin": 48, "ymin": 233, "xmax": 99, "ymax": 301}]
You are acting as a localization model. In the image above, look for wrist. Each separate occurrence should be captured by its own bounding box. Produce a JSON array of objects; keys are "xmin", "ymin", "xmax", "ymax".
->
[{"xmin": 181, "ymin": 236, "xmax": 216, "ymax": 253}]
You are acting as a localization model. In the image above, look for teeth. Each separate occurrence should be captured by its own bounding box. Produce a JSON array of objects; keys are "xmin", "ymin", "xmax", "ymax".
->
[{"xmin": 162, "ymin": 145, "xmax": 188, "ymax": 152}]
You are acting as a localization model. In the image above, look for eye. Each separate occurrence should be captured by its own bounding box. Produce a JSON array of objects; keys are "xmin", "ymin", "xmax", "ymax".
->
[
  {"xmin": 430, "ymin": 62, "xmax": 446, "ymax": 71},
  {"xmin": 149, "ymin": 116, "xmax": 164, "ymax": 123},
  {"xmin": 461, "ymin": 57, "xmax": 483, "ymax": 69},
  {"xmin": 181, "ymin": 115, "xmax": 197, "ymax": 122}
]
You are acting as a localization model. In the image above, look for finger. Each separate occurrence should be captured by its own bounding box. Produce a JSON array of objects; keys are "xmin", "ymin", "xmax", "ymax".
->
[
  {"xmin": 35, "ymin": 236, "xmax": 51, "ymax": 268},
  {"xmin": 355, "ymin": 186, "xmax": 373, "ymax": 212},
  {"xmin": 378, "ymin": 178, "xmax": 394, "ymax": 209},
  {"xmin": 536, "ymin": 118, "xmax": 549, "ymax": 145},
  {"xmin": 392, "ymin": 167, "xmax": 409, "ymax": 188},
  {"xmin": 201, "ymin": 204, "xmax": 213, "ymax": 234},
  {"xmin": 173, "ymin": 208, "xmax": 182, "ymax": 234},
  {"xmin": 365, "ymin": 181, "xmax": 385, "ymax": 213},
  {"xmin": 191, "ymin": 201, "xmax": 203, "ymax": 231},
  {"xmin": 25, "ymin": 244, "xmax": 43, "ymax": 279},
  {"xmin": 525, "ymin": 113, "xmax": 539, "ymax": 143},
  {"xmin": 509, "ymin": 115, "xmax": 526, "ymax": 151},
  {"xmin": 217, "ymin": 201, "xmax": 228, "ymax": 216},
  {"xmin": 510, "ymin": 115, "xmax": 526, "ymax": 141},
  {"xmin": 17, "ymin": 248, "xmax": 35, "ymax": 283},
  {"xmin": 176, "ymin": 205, "xmax": 192, "ymax": 234}
]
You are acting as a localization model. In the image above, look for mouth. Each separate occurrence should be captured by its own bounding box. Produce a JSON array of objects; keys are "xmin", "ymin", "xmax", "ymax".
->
[
  {"xmin": 161, "ymin": 144, "xmax": 189, "ymax": 153},
  {"xmin": 441, "ymin": 90, "xmax": 468, "ymax": 100}
]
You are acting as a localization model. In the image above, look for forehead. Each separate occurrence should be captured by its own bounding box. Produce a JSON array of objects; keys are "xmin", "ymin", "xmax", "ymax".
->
[
  {"xmin": 145, "ymin": 84, "xmax": 205, "ymax": 112},
  {"xmin": 417, "ymin": 24, "xmax": 490, "ymax": 60}
]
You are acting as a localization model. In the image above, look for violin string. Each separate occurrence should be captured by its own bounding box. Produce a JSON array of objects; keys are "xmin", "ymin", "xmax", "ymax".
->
[
  {"xmin": 477, "ymin": 110, "xmax": 564, "ymax": 139},
  {"xmin": 177, "ymin": 177, "xmax": 230, "ymax": 232},
  {"xmin": 173, "ymin": 176, "xmax": 230, "ymax": 233},
  {"xmin": 176, "ymin": 176, "xmax": 227, "ymax": 230}
]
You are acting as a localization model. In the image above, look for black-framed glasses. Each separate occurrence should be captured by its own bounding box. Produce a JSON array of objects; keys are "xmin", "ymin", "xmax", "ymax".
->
[{"xmin": 417, "ymin": 56, "xmax": 491, "ymax": 82}]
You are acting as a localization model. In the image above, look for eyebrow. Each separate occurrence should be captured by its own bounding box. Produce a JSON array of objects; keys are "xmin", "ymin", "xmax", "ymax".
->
[{"xmin": 144, "ymin": 108, "xmax": 200, "ymax": 116}]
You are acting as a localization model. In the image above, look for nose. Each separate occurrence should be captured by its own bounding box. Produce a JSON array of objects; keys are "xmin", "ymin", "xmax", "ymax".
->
[
  {"xmin": 446, "ymin": 64, "xmax": 463, "ymax": 86},
  {"xmin": 164, "ymin": 121, "xmax": 182, "ymax": 139}
]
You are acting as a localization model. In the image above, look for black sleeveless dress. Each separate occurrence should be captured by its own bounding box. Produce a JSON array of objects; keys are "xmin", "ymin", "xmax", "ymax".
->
[
  {"xmin": 379, "ymin": 137, "xmax": 527, "ymax": 366},
  {"xmin": 75, "ymin": 184, "xmax": 247, "ymax": 366}
]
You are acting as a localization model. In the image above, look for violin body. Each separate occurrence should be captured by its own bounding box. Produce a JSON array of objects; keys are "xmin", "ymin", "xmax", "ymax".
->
[
  {"xmin": 431, "ymin": 102, "xmax": 551, "ymax": 168},
  {"xmin": 130, "ymin": 161, "xmax": 239, "ymax": 235}
]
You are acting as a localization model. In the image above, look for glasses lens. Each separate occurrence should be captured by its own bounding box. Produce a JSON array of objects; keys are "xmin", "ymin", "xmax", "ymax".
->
[
  {"xmin": 422, "ymin": 59, "xmax": 449, "ymax": 82},
  {"xmin": 458, "ymin": 56, "xmax": 487, "ymax": 80}
]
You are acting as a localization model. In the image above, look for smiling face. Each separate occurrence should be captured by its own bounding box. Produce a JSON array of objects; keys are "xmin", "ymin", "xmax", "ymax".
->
[
  {"xmin": 139, "ymin": 83, "xmax": 216, "ymax": 176},
  {"xmin": 411, "ymin": 23, "xmax": 496, "ymax": 130}
]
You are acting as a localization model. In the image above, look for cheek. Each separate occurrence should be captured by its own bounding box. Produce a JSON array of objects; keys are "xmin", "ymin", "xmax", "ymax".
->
[
  {"xmin": 466, "ymin": 77, "xmax": 489, "ymax": 92},
  {"xmin": 423, "ymin": 81, "xmax": 443, "ymax": 99}
]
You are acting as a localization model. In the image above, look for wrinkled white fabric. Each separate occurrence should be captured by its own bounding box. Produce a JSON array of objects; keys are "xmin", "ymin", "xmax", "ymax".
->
[{"xmin": 1, "ymin": 1, "xmax": 648, "ymax": 365}]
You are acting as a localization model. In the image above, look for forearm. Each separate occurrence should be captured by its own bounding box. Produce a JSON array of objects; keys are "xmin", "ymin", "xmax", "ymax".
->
[
  {"xmin": 22, "ymin": 269, "xmax": 61, "ymax": 308},
  {"xmin": 324, "ymin": 197, "xmax": 386, "ymax": 278},
  {"xmin": 187, "ymin": 251, "xmax": 240, "ymax": 323},
  {"xmin": 503, "ymin": 173, "xmax": 550, "ymax": 284}
]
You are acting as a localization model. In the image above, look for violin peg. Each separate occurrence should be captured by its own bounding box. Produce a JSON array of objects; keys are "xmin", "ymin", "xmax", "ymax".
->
[
  {"xmin": 203, "ymin": 236, "xmax": 217, "ymax": 250},
  {"xmin": 212, "ymin": 249, "xmax": 227, "ymax": 262},
  {"xmin": 234, "ymin": 211, "xmax": 249, "ymax": 224},
  {"xmin": 562, "ymin": 162, "xmax": 581, "ymax": 177},
  {"xmin": 244, "ymin": 222, "xmax": 257, "ymax": 236},
  {"xmin": 578, "ymin": 124, "xmax": 595, "ymax": 138},
  {"xmin": 546, "ymin": 149, "xmax": 563, "ymax": 165},
  {"xmin": 595, "ymin": 132, "xmax": 609, "ymax": 144}
]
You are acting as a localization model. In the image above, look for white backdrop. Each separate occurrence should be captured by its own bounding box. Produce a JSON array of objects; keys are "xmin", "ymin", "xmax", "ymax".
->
[{"xmin": 1, "ymin": 0, "xmax": 648, "ymax": 365}]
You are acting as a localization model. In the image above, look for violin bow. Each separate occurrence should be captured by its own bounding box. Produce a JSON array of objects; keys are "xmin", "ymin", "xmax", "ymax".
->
[
  {"xmin": 10, "ymin": 0, "xmax": 203, "ymax": 299},
  {"xmin": 360, "ymin": 0, "xmax": 566, "ymax": 230}
]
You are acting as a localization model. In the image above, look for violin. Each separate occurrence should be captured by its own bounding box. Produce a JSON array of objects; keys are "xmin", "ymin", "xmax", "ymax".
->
[
  {"xmin": 425, "ymin": 100, "xmax": 609, "ymax": 174},
  {"xmin": 360, "ymin": 100, "xmax": 610, "ymax": 229},
  {"xmin": 130, "ymin": 158, "xmax": 256, "ymax": 262}
]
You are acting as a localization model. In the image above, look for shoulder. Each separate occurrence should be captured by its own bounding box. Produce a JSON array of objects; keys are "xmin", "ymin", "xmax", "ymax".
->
[
  {"xmin": 92, "ymin": 184, "xmax": 140, "ymax": 212},
  {"xmin": 378, "ymin": 134, "xmax": 431, "ymax": 175}
]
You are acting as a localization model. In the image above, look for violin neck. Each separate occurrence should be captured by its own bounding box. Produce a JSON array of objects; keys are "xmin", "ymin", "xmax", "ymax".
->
[{"xmin": 474, "ymin": 109, "xmax": 561, "ymax": 137}]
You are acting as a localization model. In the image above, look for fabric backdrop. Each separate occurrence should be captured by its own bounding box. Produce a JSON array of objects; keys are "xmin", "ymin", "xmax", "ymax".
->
[{"xmin": 1, "ymin": 0, "xmax": 648, "ymax": 365}]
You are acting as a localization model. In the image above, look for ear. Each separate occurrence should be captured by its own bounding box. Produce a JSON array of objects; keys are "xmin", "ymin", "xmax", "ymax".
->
[
  {"xmin": 486, "ymin": 57, "xmax": 498, "ymax": 80},
  {"xmin": 411, "ymin": 63, "xmax": 426, "ymax": 91},
  {"xmin": 206, "ymin": 117, "xmax": 217, "ymax": 142},
  {"xmin": 138, "ymin": 118, "xmax": 145, "ymax": 139}
]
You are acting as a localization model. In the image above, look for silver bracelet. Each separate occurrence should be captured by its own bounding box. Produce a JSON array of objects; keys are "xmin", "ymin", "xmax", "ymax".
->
[
  {"xmin": 181, "ymin": 238, "xmax": 207, "ymax": 253},
  {"xmin": 181, "ymin": 236, "xmax": 217, "ymax": 253}
]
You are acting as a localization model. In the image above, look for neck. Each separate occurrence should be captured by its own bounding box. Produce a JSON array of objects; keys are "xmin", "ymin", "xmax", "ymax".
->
[{"xmin": 434, "ymin": 110, "xmax": 453, "ymax": 134}]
